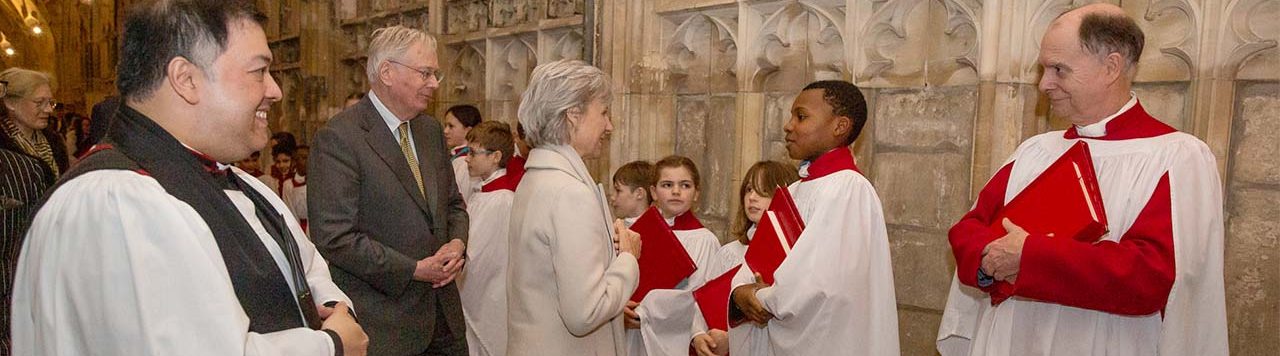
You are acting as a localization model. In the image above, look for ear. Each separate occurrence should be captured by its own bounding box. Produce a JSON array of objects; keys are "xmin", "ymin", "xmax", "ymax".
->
[
  {"xmin": 168, "ymin": 57, "xmax": 202, "ymax": 105},
  {"xmin": 377, "ymin": 60, "xmax": 396, "ymax": 87},
  {"xmin": 1103, "ymin": 52, "xmax": 1126, "ymax": 82},
  {"xmin": 565, "ymin": 106, "xmax": 583, "ymax": 128},
  {"xmin": 831, "ymin": 115, "xmax": 853, "ymax": 145}
]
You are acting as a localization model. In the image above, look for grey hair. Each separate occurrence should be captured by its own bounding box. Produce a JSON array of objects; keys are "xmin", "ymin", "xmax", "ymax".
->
[
  {"xmin": 518, "ymin": 59, "xmax": 612, "ymax": 148},
  {"xmin": 1078, "ymin": 12, "xmax": 1144, "ymax": 72},
  {"xmin": 366, "ymin": 25, "xmax": 437, "ymax": 83}
]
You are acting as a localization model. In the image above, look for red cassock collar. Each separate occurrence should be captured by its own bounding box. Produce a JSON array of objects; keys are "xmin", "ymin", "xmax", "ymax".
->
[
  {"xmin": 1063, "ymin": 102, "xmax": 1176, "ymax": 140},
  {"xmin": 480, "ymin": 164, "xmax": 525, "ymax": 193},
  {"xmin": 670, "ymin": 210, "xmax": 705, "ymax": 231},
  {"xmin": 801, "ymin": 146, "xmax": 861, "ymax": 182}
]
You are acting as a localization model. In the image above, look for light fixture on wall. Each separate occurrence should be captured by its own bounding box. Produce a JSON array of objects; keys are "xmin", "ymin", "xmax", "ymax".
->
[
  {"xmin": 25, "ymin": 14, "xmax": 42, "ymax": 35},
  {"xmin": 0, "ymin": 32, "xmax": 12, "ymax": 57}
]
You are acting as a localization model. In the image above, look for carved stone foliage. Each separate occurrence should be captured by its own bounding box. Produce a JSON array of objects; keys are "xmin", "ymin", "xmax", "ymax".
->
[
  {"xmin": 492, "ymin": 0, "xmax": 531, "ymax": 28},
  {"xmin": 447, "ymin": 42, "xmax": 487, "ymax": 104},
  {"xmin": 543, "ymin": 28, "xmax": 585, "ymax": 62},
  {"xmin": 1223, "ymin": 0, "xmax": 1279, "ymax": 79},
  {"xmin": 748, "ymin": 1, "xmax": 847, "ymax": 92},
  {"xmin": 548, "ymin": 0, "xmax": 583, "ymax": 19},
  {"xmin": 855, "ymin": 0, "xmax": 981, "ymax": 86},
  {"xmin": 491, "ymin": 35, "xmax": 538, "ymax": 101},
  {"xmin": 447, "ymin": 0, "xmax": 489, "ymax": 34},
  {"xmin": 665, "ymin": 11, "xmax": 738, "ymax": 94}
]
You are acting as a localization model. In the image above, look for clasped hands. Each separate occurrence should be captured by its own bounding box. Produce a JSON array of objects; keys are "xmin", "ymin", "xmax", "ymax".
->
[
  {"xmin": 980, "ymin": 218, "xmax": 1035, "ymax": 284},
  {"xmin": 414, "ymin": 239, "xmax": 466, "ymax": 288}
]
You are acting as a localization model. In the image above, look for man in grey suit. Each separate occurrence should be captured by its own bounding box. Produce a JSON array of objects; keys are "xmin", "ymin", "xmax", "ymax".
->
[{"xmin": 309, "ymin": 25, "xmax": 469, "ymax": 356}]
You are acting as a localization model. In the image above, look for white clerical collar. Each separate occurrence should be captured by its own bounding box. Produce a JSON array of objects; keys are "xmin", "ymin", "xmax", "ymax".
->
[
  {"xmin": 480, "ymin": 168, "xmax": 508, "ymax": 186},
  {"xmin": 622, "ymin": 216, "xmax": 638, "ymax": 228},
  {"xmin": 368, "ymin": 90, "xmax": 410, "ymax": 135},
  {"xmin": 1074, "ymin": 92, "xmax": 1137, "ymax": 138}
]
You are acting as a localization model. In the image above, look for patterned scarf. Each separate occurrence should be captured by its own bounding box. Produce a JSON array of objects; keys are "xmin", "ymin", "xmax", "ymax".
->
[{"xmin": 2, "ymin": 117, "xmax": 58, "ymax": 177}]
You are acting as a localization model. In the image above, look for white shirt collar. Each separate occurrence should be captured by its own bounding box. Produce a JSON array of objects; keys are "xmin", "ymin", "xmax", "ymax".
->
[
  {"xmin": 1074, "ymin": 92, "xmax": 1137, "ymax": 138},
  {"xmin": 368, "ymin": 90, "xmax": 410, "ymax": 134},
  {"xmin": 480, "ymin": 168, "xmax": 507, "ymax": 186}
]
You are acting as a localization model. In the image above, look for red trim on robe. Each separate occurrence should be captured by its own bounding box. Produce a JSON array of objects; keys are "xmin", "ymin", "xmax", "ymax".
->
[
  {"xmin": 481, "ymin": 159, "xmax": 526, "ymax": 193},
  {"xmin": 801, "ymin": 146, "xmax": 861, "ymax": 182},
  {"xmin": 1014, "ymin": 173, "xmax": 1176, "ymax": 315},
  {"xmin": 949, "ymin": 162, "xmax": 1017, "ymax": 293},
  {"xmin": 670, "ymin": 210, "xmax": 705, "ymax": 231},
  {"xmin": 1064, "ymin": 102, "xmax": 1177, "ymax": 140},
  {"xmin": 80, "ymin": 143, "xmax": 115, "ymax": 160}
]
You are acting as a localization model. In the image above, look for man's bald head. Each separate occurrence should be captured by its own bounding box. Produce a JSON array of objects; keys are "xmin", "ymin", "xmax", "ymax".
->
[{"xmin": 1049, "ymin": 3, "xmax": 1145, "ymax": 73}]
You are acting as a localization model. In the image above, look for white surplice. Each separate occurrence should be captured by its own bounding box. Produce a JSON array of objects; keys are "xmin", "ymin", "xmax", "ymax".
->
[
  {"xmin": 729, "ymin": 167, "xmax": 900, "ymax": 356},
  {"xmin": 936, "ymin": 115, "xmax": 1227, "ymax": 356},
  {"xmin": 626, "ymin": 219, "xmax": 722, "ymax": 356},
  {"xmin": 256, "ymin": 173, "xmax": 307, "ymax": 224},
  {"xmin": 11, "ymin": 167, "xmax": 351, "ymax": 356},
  {"xmin": 459, "ymin": 169, "xmax": 513, "ymax": 356}
]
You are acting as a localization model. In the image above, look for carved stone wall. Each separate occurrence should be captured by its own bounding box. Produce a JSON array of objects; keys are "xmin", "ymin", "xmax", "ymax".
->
[
  {"xmin": 37, "ymin": 1, "xmax": 1280, "ymax": 353},
  {"xmin": 600, "ymin": 0, "xmax": 1280, "ymax": 355}
]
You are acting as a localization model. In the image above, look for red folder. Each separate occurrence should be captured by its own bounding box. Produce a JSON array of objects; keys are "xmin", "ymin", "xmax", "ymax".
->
[
  {"xmin": 692, "ymin": 265, "xmax": 740, "ymax": 332},
  {"xmin": 991, "ymin": 140, "xmax": 1109, "ymax": 243},
  {"xmin": 988, "ymin": 141, "xmax": 1109, "ymax": 301},
  {"xmin": 629, "ymin": 207, "xmax": 698, "ymax": 302},
  {"xmin": 743, "ymin": 186, "xmax": 805, "ymax": 285}
]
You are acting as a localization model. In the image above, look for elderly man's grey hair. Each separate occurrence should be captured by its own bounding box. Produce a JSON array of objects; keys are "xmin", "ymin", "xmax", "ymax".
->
[
  {"xmin": 366, "ymin": 25, "xmax": 437, "ymax": 83},
  {"xmin": 517, "ymin": 59, "xmax": 612, "ymax": 148}
]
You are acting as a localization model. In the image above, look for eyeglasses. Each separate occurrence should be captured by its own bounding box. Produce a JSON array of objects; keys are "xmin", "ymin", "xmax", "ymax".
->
[
  {"xmin": 470, "ymin": 148, "xmax": 497, "ymax": 155},
  {"xmin": 31, "ymin": 98, "xmax": 56, "ymax": 110},
  {"xmin": 387, "ymin": 59, "xmax": 444, "ymax": 82}
]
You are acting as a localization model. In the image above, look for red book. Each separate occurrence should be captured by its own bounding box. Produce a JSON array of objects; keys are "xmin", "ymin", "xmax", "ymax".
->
[
  {"xmin": 988, "ymin": 141, "xmax": 1109, "ymax": 301},
  {"xmin": 992, "ymin": 141, "xmax": 1109, "ymax": 243},
  {"xmin": 743, "ymin": 186, "xmax": 805, "ymax": 285},
  {"xmin": 629, "ymin": 207, "xmax": 698, "ymax": 302},
  {"xmin": 692, "ymin": 265, "xmax": 741, "ymax": 332}
]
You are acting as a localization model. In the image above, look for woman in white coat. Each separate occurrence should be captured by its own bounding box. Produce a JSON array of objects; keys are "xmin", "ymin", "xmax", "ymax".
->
[{"xmin": 506, "ymin": 59, "xmax": 644, "ymax": 356}]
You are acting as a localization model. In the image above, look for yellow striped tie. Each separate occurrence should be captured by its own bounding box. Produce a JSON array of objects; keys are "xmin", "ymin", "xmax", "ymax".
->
[{"xmin": 398, "ymin": 122, "xmax": 425, "ymax": 197}]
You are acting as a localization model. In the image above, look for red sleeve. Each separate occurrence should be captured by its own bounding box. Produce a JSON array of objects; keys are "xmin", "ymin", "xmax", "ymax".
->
[
  {"xmin": 1014, "ymin": 173, "xmax": 1176, "ymax": 315},
  {"xmin": 949, "ymin": 162, "xmax": 1015, "ymax": 292}
]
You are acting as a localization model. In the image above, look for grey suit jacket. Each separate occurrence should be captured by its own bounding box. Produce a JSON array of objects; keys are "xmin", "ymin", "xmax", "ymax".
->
[{"xmin": 309, "ymin": 97, "xmax": 469, "ymax": 355}]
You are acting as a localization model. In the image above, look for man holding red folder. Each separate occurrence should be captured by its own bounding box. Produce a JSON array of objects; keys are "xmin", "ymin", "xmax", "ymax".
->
[
  {"xmin": 725, "ymin": 80, "xmax": 900, "ymax": 355},
  {"xmin": 938, "ymin": 4, "xmax": 1227, "ymax": 356}
]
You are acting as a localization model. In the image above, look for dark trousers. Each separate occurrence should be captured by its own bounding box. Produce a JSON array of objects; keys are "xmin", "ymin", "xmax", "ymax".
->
[{"xmin": 413, "ymin": 301, "xmax": 467, "ymax": 356}]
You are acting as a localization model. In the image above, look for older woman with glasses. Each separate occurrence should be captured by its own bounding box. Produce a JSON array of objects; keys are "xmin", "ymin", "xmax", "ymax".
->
[
  {"xmin": 0, "ymin": 68, "xmax": 58, "ymax": 354},
  {"xmin": 1, "ymin": 68, "xmax": 67, "ymax": 178},
  {"xmin": 506, "ymin": 59, "xmax": 644, "ymax": 356}
]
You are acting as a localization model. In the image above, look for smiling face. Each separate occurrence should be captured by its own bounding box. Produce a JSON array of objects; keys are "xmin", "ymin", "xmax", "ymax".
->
[
  {"xmin": 191, "ymin": 19, "xmax": 282, "ymax": 162},
  {"xmin": 380, "ymin": 41, "xmax": 440, "ymax": 118},
  {"xmin": 652, "ymin": 166, "xmax": 699, "ymax": 219},
  {"xmin": 568, "ymin": 97, "xmax": 612, "ymax": 159},
  {"xmin": 1037, "ymin": 18, "xmax": 1123, "ymax": 126}
]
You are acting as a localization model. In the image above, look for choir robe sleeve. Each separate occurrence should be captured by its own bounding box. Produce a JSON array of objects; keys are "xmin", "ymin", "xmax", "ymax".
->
[
  {"xmin": 947, "ymin": 163, "xmax": 1015, "ymax": 292},
  {"xmin": 548, "ymin": 183, "xmax": 640, "ymax": 336},
  {"xmin": 10, "ymin": 170, "xmax": 339, "ymax": 356},
  {"xmin": 732, "ymin": 171, "xmax": 900, "ymax": 356},
  {"xmin": 628, "ymin": 227, "xmax": 722, "ymax": 355},
  {"xmin": 1014, "ymin": 173, "xmax": 1175, "ymax": 315}
]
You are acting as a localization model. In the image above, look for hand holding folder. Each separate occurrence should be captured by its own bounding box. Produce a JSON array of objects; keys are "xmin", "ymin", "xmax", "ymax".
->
[{"xmin": 629, "ymin": 207, "xmax": 698, "ymax": 302}]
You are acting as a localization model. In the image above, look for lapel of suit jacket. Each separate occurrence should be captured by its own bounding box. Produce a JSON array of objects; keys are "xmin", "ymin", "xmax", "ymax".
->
[
  {"xmin": 409, "ymin": 114, "xmax": 440, "ymax": 224},
  {"xmin": 358, "ymin": 103, "xmax": 432, "ymax": 217}
]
